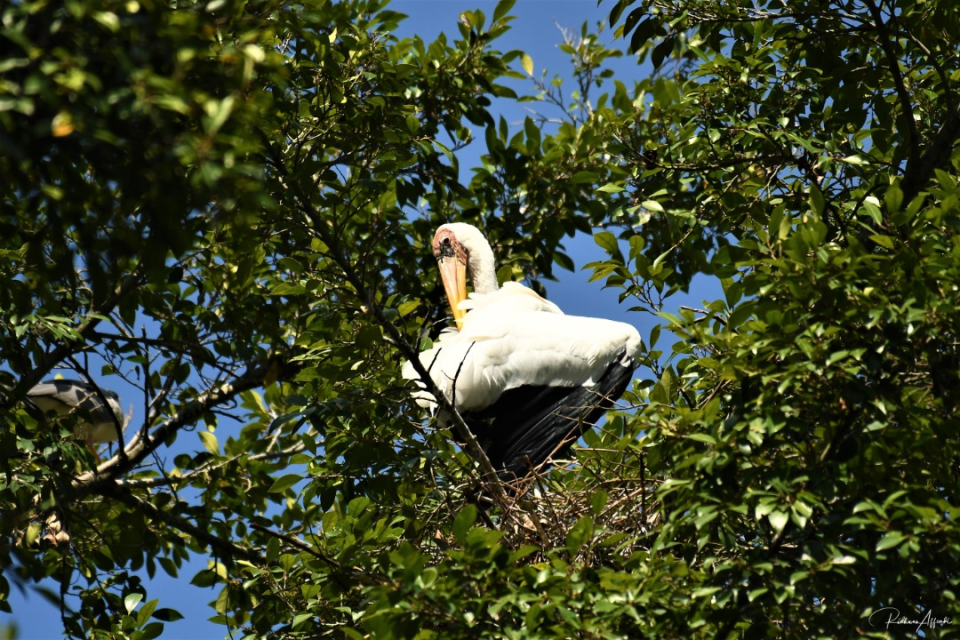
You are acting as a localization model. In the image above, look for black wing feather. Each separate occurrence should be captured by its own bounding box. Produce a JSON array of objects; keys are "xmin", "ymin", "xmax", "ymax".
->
[{"xmin": 460, "ymin": 353, "xmax": 635, "ymax": 479}]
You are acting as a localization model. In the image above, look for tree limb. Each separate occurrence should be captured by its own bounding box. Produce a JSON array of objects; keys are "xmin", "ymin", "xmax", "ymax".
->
[
  {"xmin": 864, "ymin": 0, "xmax": 920, "ymax": 171},
  {"xmin": 2, "ymin": 266, "xmax": 145, "ymax": 411},
  {"xmin": 901, "ymin": 104, "xmax": 960, "ymax": 204},
  {"xmin": 75, "ymin": 356, "xmax": 301, "ymax": 487},
  {"xmin": 99, "ymin": 481, "xmax": 265, "ymax": 565},
  {"xmin": 325, "ymin": 222, "xmax": 512, "ymax": 506},
  {"xmin": 263, "ymin": 134, "xmax": 512, "ymax": 507},
  {"xmin": 116, "ymin": 443, "xmax": 307, "ymax": 489}
]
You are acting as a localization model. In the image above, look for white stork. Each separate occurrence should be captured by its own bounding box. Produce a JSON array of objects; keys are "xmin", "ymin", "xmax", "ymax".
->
[
  {"xmin": 403, "ymin": 223, "xmax": 642, "ymax": 479},
  {"xmin": 27, "ymin": 379, "xmax": 129, "ymax": 451}
]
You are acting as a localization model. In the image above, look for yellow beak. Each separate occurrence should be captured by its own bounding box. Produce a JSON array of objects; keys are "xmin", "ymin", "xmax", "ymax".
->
[{"xmin": 437, "ymin": 256, "xmax": 467, "ymax": 330}]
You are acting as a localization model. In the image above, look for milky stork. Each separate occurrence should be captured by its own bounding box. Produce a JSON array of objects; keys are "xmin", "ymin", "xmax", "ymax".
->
[{"xmin": 403, "ymin": 223, "xmax": 642, "ymax": 479}]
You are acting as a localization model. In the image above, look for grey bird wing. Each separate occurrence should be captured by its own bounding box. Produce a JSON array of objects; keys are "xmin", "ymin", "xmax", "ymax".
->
[{"xmin": 27, "ymin": 380, "xmax": 124, "ymax": 442}]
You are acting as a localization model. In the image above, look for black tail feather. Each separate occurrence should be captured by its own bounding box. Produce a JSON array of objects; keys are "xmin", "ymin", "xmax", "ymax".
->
[{"xmin": 460, "ymin": 354, "xmax": 635, "ymax": 479}]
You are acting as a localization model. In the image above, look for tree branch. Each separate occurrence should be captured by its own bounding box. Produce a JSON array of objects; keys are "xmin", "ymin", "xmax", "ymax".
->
[
  {"xmin": 263, "ymin": 134, "xmax": 512, "ymax": 507},
  {"xmin": 75, "ymin": 356, "xmax": 301, "ymax": 487},
  {"xmin": 99, "ymin": 481, "xmax": 265, "ymax": 565},
  {"xmin": 864, "ymin": 0, "xmax": 920, "ymax": 170},
  {"xmin": 116, "ymin": 443, "xmax": 307, "ymax": 489},
  {"xmin": 317, "ymin": 219, "xmax": 511, "ymax": 506},
  {"xmin": 3, "ymin": 356, "xmax": 302, "ymax": 534},
  {"xmin": 2, "ymin": 267, "xmax": 144, "ymax": 411},
  {"xmin": 901, "ymin": 104, "xmax": 960, "ymax": 204},
  {"xmin": 248, "ymin": 522, "xmax": 358, "ymax": 591}
]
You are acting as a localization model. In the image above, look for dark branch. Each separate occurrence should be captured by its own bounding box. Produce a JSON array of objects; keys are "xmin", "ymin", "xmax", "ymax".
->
[
  {"xmin": 79, "ymin": 356, "xmax": 301, "ymax": 486},
  {"xmin": 100, "ymin": 481, "xmax": 265, "ymax": 565},
  {"xmin": 261, "ymin": 133, "xmax": 511, "ymax": 506},
  {"xmin": 901, "ymin": 104, "xmax": 960, "ymax": 204},
  {"xmin": 248, "ymin": 522, "xmax": 358, "ymax": 591},
  {"xmin": 864, "ymin": 0, "xmax": 920, "ymax": 171},
  {"xmin": 2, "ymin": 267, "xmax": 144, "ymax": 411}
]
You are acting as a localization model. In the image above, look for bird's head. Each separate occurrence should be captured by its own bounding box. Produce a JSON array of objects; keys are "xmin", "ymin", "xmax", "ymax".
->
[
  {"xmin": 433, "ymin": 225, "xmax": 469, "ymax": 330},
  {"xmin": 432, "ymin": 223, "xmax": 498, "ymax": 330},
  {"xmin": 102, "ymin": 389, "xmax": 127, "ymax": 427}
]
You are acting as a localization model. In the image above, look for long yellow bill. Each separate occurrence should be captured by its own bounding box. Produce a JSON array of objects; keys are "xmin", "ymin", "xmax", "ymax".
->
[{"xmin": 437, "ymin": 256, "xmax": 467, "ymax": 330}]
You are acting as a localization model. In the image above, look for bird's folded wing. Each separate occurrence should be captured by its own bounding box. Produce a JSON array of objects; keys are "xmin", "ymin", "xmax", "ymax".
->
[
  {"xmin": 463, "ymin": 354, "xmax": 636, "ymax": 477},
  {"xmin": 423, "ymin": 311, "xmax": 639, "ymax": 409}
]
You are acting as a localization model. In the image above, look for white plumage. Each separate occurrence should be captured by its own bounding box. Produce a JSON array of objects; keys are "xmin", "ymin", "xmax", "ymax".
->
[
  {"xmin": 404, "ymin": 223, "xmax": 642, "ymax": 477},
  {"xmin": 410, "ymin": 282, "xmax": 639, "ymax": 411}
]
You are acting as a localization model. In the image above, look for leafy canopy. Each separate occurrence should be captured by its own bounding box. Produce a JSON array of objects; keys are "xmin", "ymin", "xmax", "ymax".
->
[{"xmin": 1, "ymin": 0, "xmax": 958, "ymax": 638}]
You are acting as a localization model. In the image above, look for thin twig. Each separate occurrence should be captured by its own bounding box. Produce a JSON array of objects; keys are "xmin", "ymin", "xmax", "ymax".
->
[
  {"xmin": 248, "ymin": 522, "xmax": 353, "ymax": 591},
  {"xmin": 100, "ymin": 482, "xmax": 265, "ymax": 565},
  {"xmin": 863, "ymin": 0, "xmax": 920, "ymax": 170}
]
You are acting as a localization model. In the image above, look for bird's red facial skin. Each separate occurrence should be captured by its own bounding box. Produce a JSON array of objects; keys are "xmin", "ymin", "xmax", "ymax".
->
[
  {"xmin": 432, "ymin": 228, "xmax": 468, "ymax": 330},
  {"xmin": 431, "ymin": 227, "xmax": 468, "ymax": 265}
]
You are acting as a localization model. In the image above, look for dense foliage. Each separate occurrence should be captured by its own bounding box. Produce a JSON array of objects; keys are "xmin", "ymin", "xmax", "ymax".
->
[{"xmin": 1, "ymin": 0, "xmax": 958, "ymax": 637}]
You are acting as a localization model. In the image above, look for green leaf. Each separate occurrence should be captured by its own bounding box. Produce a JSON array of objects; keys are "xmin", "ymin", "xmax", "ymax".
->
[
  {"xmin": 277, "ymin": 257, "xmax": 303, "ymax": 273},
  {"xmin": 124, "ymin": 593, "xmax": 143, "ymax": 615},
  {"xmin": 453, "ymin": 505, "xmax": 477, "ymax": 544},
  {"xmin": 869, "ymin": 234, "xmax": 894, "ymax": 250},
  {"xmin": 198, "ymin": 431, "xmax": 219, "ymax": 456},
  {"xmin": 790, "ymin": 570, "xmax": 809, "ymax": 585},
  {"xmin": 590, "ymin": 490, "xmax": 608, "ymax": 515},
  {"xmin": 649, "ymin": 323, "xmax": 661, "ymax": 348},
  {"xmin": 397, "ymin": 299, "xmax": 419, "ymax": 317},
  {"xmin": 405, "ymin": 114, "xmax": 420, "ymax": 134},
  {"xmin": 660, "ymin": 365, "xmax": 677, "ymax": 400},
  {"xmin": 524, "ymin": 117, "xmax": 541, "ymax": 151},
  {"xmin": 292, "ymin": 613, "xmax": 313, "ymax": 629},
  {"xmin": 748, "ymin": 588, "xmax": 769, "ymax": 602},
  {"xmin": 876, "ymin": 531, "xmax": 905, "ymax": 551},
  {"xmin": 840, "ymin": 154, "xmax": 867, "ymax": 165},
  {"xmin": 572, "ymin": 170, "xmax": 599, "ymax": 184},
  {"xmin": 641, "ymin": 199, "xmax": 664, "ymax": 213},
  {"xmin": 808, "ymin": 186, "xmax": 825, "ymax": 217},
  {"xmin": 142, "ymin": 622, "xmax": 165, "ymax": 640},
  {"xmin": 686, "ymin": 432, "xmax": 717, "ymax": 445},
  {"xmin": 565, "ymin": 516, "xmax": 594, "ymax": 552},
  {"xmin": 862, "ymin": 201, "xmax": 883, "ymax": 225},
  {"xmin": 553, "ymin": 250, "xmax": 575, "ymax": 271},
  {"xmin": 268, "ymin": 474, "xmax": 302, "ymax": 494},
  {"xmin": 137, "ymin": 599, "xmax": 159, "ymax": 626},
  {"xmin": 934, "ymin": 168, "xmax": 956, "ymax": 189},
  {"xmin": 884, "ymin": 185, "xmax": 903, "ymax": 213},
  {"xmin": 265, "ymin": 536, "xmax": 281, "ymax": 563},
  {"xmin": 594, "ymin": 231, "xmax": 620, "ymax": 258},
  {"xmin": 596, "ymin": 183, "xmax": 624, "ymax": 192},
  {"xmin": 492, "ymin": 0, "xmax": 517, "ymax": 23},
  {"xmin": 767, "ymin": 511, "xmax": 789, "ymax": 534},
  {"xmin": 496, "ymin": 263, "xmax": 516, "ymax": 285},
  {"xmin": 204, "ymin": 96, "xmax": 235, "ymax": 134},
  {"xmin": 521, "ymin": 53, "xmax": 534, "ymax": 75},
  {"xmin": 93, "ymin": 11, "xmax": 120, "ymax": 32}
]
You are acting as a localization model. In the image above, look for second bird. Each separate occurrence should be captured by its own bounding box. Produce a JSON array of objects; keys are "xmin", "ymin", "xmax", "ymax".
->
[{"xmin": 27, "ymin": 379, "xmax": 128, "ymax": 449}]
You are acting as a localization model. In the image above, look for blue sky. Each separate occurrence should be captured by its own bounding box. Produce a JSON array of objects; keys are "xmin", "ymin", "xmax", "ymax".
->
[{"xmin": 7, "ymin": 2, "xmax": 715, "ymax": 638}]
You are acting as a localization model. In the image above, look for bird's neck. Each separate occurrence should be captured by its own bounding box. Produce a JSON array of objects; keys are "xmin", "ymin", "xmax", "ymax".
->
[{"xmin": 468, "ymin": 249, "xmax": 499, "ymax": 294}]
